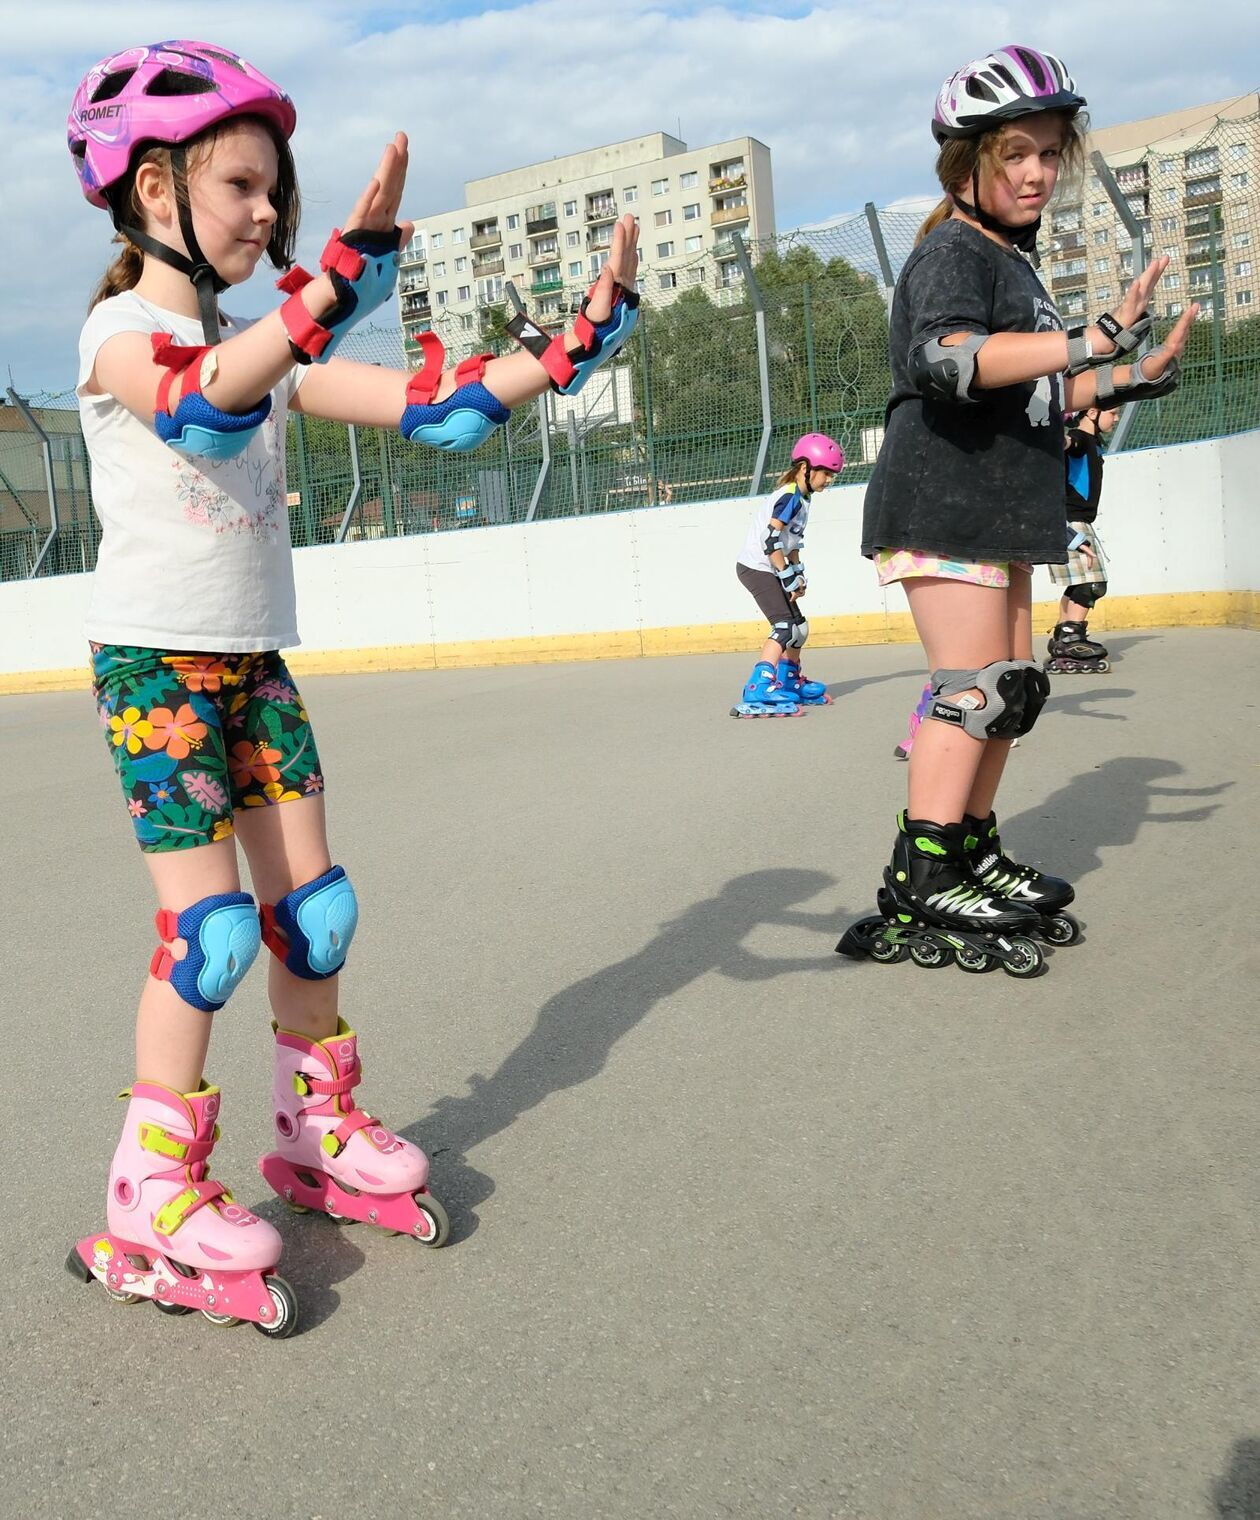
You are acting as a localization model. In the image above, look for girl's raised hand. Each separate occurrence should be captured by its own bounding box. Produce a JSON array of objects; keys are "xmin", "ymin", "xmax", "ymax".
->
[
  {"xmin": 1103, "ymin": 255, "xmax": 1169, "ymax": 344},
  {"xmin": 1135, "ymin": 301, "xmax": 1200, "ymax": 382},
  {"xmin": 585, "ymin": 212, "xmax": 640, "ymax": 323},
  {"xmin": 343, "ymin": 133, "xmax": 414, "ymax": 244}
]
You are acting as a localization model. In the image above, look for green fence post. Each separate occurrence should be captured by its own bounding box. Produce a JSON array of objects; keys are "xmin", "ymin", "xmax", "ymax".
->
[
  {"xmin": 291, "ymin": 413, "xmax": 316, "ymax": 546},
  {"xmin": 1208, "ymin": 204, "xmax": 1225, "ymax": 436},
  {"xmin": 377, "ymin": 427, "xmax": 397, "ymax": 536},
  {"xmin": 638, "ymin": 311, "xmax": 659, "ymax": 506},
  {"xmin": 803, "ymin": 280, "xmax": 820, "ymax": 432}
]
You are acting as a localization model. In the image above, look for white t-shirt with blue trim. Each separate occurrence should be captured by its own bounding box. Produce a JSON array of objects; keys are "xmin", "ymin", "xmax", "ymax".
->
[{"xmin": 737, "ymin": 488, "xmax": 809, "ymax": 573}]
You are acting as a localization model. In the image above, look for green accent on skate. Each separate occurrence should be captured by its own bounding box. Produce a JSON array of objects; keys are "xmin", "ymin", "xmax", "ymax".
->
[
  {"xmin": 943, "ymin": 936, "xmax": 964, "ymax": 950},
  {"xmin": 914, "ymin": 836, "xmax": 948, "ymax": 858},
  {"xmin": 897, "ymin": 913, "xmax": 912, "ymax": 923},
  {"xmin": 963, "ymin": 833, "xmax": 979, "ymax": 850},
  {"xmin": 895, "ymin": 871, "xmax": 907, "ymax": 883}
]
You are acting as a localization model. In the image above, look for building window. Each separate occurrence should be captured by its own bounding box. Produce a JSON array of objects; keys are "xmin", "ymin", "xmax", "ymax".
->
[
  {"xmin": 460, "ymin": 314, "xmax": 474, "ymax": 331},
  {"xmin": 1238, "ymin": 289, "xmax": 1254, "ymax": 306},
  {"xmin": 659, "ymin": 271, "xmax": 677, "ymax": 289},
  {"xmin": 1093, "ymin": 257, "xmax": 1108, "ymax": 273},
  {"xmin": 1092, "ymin": 202, "xmax": 1107, "ymax": 217},
  {"xmin": 569, "ymin": 261, "xmax": 582, "ymax": 277},
  {"xmin": 1093, "ymin": 228, "xmax": 1108, "ymax": 245},
  {"xmin": 623, "ymin": 186, "xmax": 639, "ymax": 204},
  {"xmin": 455, "ymin": 256, "xmax": 467, "ymax": 272},
  {"xmin": 1237, "ymin": 260, "xmax": 1253, "ymax": 277},
  {"xmin": 683, "ymin": 203, "xmax": 701, "ymax": 221},
  {"xmin": 1096, "ymin": 288, "xmax": 1111, "ymax": 303},
  {"xmin": 1158, "ymin": 158, "xmax": 1175, "ymax": 175},
  {"xmin": 1055, "ymin": 256, "xmax": 1087, "ymax": 277},
  {"xmin": 457, "ymin": 285, "xmax": 470, "ymax": 302},
  {"xmin": 1187, "ymin": 175, "xmax": 1221, "ymax": 197},
  {"xmin": 563, "ymin": 199, "xmax": 578, "ymax": 217},
  {"xmin": 1230, "ymin": 172, "xmax": 1249, "ymax": 189},
  {"xmin": 1051, "ymin": 208, "xmax": 1081, "ymax": 232},
  {"xmin": 1060, "ymin": 292, "xmax": 1086, "ymax": 316},
  {"xmin": 652, "ymin": 178, "xmax": 669, "ymax": 196},
  {"xmin": 434, "ymin": 261, "xmax": 446, "ymax": 277},
  {"xmin": 1163, "ymin": 187, "xmax": 1177, "ymax": 205},
  {"xmin": 436, "ymin": 290, "xmax": 447, "ymax": 306},
  {"xmin": 452, "ymin": 228, "xmax": 465, "ymax": 244},
  {"xmin": 1160, "ymin": 216, "xmax": 1177, "ymax": 232},
  {"xmin": 1234, "ymin": 231, "xmax": 1252, "ymax": 249},
  {"xmin": 431, "ymin": 232, "xmax": 443, "ymax": 248},
  {"xmin": 688, "ymin": 267, "xmax": 704, "ymax": 284},
  {"xmin": 1165, "ymin": 301, "xmax": 1183, "ymax": 316},
  {"xmin": 680, "ymin": 170, "xmax": 698, "ymax": 189},
  {"xmin": 508, "ymin": 243, "xmax": 523, "ymax": 261},
  {"xmin": 1230, "ymin": 142, "xmax": 1249, "ymax": 160},
  {"xmin": 562, "ymin": 231, "xmax": 576, "ymax": 248},
  {"xmin": 654, "ymin": 209, "xmax": 672, "ymax": 227},
  {"xmin": 1185, "ymin": 147, "xmax": 1220, "ymax": 174},
  {"xmin": 507, "ymin": 213, "xmax": 520, "ymax": 230},
  {"xmin": 1160, "ymin": 247, "xmax": 1177, "ymax": 260},
  {"xmin": 657, "ymin": 241, "xmax": 674, "ymax": 259},
  {"xmin": 685, "ymin": 234, "xmax": 703, "ymax": 252},
  {"xmin": 1164, "ymin": 272, "xmax": 1180, "ymax": 287}
]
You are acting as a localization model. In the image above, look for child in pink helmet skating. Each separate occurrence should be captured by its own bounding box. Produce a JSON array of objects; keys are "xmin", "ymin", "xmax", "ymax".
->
[
  {"xmin": 64, "ymin": 39, "xmax": 641, "ymax": 1336},
  {"xmin": 732, "ymin": 434, "xmax": 844, "ymax": 717}
]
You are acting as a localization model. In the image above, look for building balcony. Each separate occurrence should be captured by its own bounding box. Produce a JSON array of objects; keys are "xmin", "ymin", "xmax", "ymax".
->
[
  {"xmin": 528, "ymin": 246, "xmax": 560, "ymax": 267},
  {"xmin": 709, "ymin": 170, "xmax": 746, "ymax": 193},
  {"xmin": 711, "ymin": 204, "xmax": 750, "ymax": 227},
  {"xmin": 714, "ymin": 239, "xmax": 739, "ymax": 260},
  {"xmin": 526, "ymin": 206, "xmax": 557, "ymax": 234},
  {"xmin": 1050, "ymin": 271, "xmax": 1087, "ymax": 293},
  {"xmin": 1186, "ymin": 243, "xmax": 1215, "ymax": 266},
  {"xmin": 399, "ymin": 274, "xmax": 428, "ymax": 296},
  {"xmin": 470, "ymin": 229, "xmax": 501, "ymax": 251},
  {"xmin": 586, "ymin": 230, "xmax": 614, "ymax": 251},
  {"xmin": 473, "ymin": 256, "xmax": 504, "ymax": 277},
  {"xmin": 530, "ymin": 275, "xmax": 563, "ymax": 296},
  {"xmin": 586, "ymin": 198, "xmax": 617, "ymax": 223},
  {"xmin": 401, "ymin": 295, "xmax": 432, "ymax": 317},
  {"xmin": 1184, "ymin": 185, "xmax": 1222, "ymax": 209},
  {"xmin": 1051, "ymin": 231, "xmax": 1084, "ymax": 253}
]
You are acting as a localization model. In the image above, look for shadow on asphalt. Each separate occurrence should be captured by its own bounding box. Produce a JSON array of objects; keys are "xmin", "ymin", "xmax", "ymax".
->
[
  {"xmin": 404, "ymin": 868, "xmax": 846, "ymax": 1243},
  {"xmin": 822, "ymin": 667, "xmax": 925, "ymax": 701},
  {"xmin": 1212, "ymin": 1436, "xmax": 1260, "ymax": 1518}
]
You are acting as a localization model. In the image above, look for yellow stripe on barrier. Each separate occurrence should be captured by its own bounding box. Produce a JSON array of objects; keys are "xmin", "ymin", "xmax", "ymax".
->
[{"xmin": 2, "ymin": 590, "xmax": 1256, "ymax": 695}]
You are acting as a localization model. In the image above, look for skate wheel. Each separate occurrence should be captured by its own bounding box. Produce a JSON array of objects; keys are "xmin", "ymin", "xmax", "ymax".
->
[
  {"xmin": 102, "ymin": 1282, "xmax": 144, "ymax": 1305},
  {"xmin": 954, "ymin": 945, "xmax": 996, "ymax": 974},
  {"xmin": 154, "ymin": 1298, "xmax": 194, "ymax": 1317},
  {"xmin": 407, "ymin": 1192, "xmax": 451, "ymax": 1247},
  {"xmin": 868, "ymin": 936, "xmax": 907, "ymax": 964},
  {"xmin": 253, "ymin": 1275, "xmax": 298, "ymax": 1339},
  {"xmin": 1000, "ymin": 938, "xmax": 1044, "ymax": 979},
  {"xmin": 1096, "ymin": 660, "xmax": 1110, "ymax": 672},
  {"xmin": 1042, "ymin": 913, "xmax": 1081, "ymax": 947},
  {"xmin": 892, "ymin": 745, "xmax": 910, "ymax": 761},
  {"xmin": 908, "ymin": 942, "xmax": 950, "ymax": 969},
  {"xmin": 201, "ymin": 1308, "xmax": 242, "ymax": 1328}
]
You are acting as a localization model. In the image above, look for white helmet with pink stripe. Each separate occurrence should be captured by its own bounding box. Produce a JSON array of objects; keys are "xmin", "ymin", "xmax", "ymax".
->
[{"xmin": 933, "ymin": 46, "xmax": 1085, "ymax": 143}]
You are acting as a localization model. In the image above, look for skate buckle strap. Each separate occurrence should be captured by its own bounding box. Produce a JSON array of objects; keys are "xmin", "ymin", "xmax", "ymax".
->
[
  {"xmin": 292, "ymin": 1063, "xmax": 361, "ymax": 1098},
  {"xmin": 138, "ymin": 1121, "xmax": 218, "ymax": 1163},
  {"xmin": 321, "ymin": 1108, "xmax": 379, "ymax": 1158},
  {"xmin": 152, "ymin": 1180, "xmax": 230, "ymax": 1237}
]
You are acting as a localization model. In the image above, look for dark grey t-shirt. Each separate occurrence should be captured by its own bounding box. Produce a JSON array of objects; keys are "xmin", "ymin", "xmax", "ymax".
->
[{"xmin": 861, "ymin": 218, "xmax": 1069, "ymax": 565}]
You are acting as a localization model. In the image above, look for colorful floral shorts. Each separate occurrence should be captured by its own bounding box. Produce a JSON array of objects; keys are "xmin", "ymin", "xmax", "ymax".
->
[
  {"xmin": 876, "ymin": 548, "xmax": 1032, "ymax": 588},
  {"xmin": 90, "ymin": 645, "xmax": 324, "ymax": 853}
]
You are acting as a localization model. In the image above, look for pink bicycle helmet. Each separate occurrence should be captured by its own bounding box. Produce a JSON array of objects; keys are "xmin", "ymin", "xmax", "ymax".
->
[
  {"xmin": 933, "ymin": 46, "xmax": 1084, "ymax": 143},
  {"xmin": 68, "ymin": 40, "xmax": 295, "ymax": 209},
  {"xmin": 791, "ymin": 433, "xmax": 845, "ymax": 473}
]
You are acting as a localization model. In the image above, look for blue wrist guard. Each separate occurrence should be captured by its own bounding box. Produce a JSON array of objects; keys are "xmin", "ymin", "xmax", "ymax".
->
[
  {"xmin": 277, "ymin": 225, "xmax": 403, "ymax": 364},
  {"xmin": 151, "ymin": 335, "xmax": 271, "ymax": 462},
  {"xmin": 554, "ymin": 282, "xmax": 640, "ymax": 396},
  {"xmin": 400, "ymin": 334, "xmax": 509, "ymax": 453}
]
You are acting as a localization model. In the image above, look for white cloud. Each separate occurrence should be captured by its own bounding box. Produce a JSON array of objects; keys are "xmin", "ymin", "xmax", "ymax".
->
[{"xmin": 2, "ymin": 0, "xmax": 1258, "ymax": 389}]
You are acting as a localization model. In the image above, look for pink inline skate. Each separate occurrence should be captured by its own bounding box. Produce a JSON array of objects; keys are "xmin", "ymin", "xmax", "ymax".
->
[
  {"xmin": 259, "ymin": 1021, "xmax": 449, "ymax": 1246},
  {"xmin": 66, "ymin": 1083, "xmax": 297, "ymax": 1337}
]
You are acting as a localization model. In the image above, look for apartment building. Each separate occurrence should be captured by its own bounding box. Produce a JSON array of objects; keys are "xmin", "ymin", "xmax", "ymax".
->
[
  {"xmin": 397, "ymin": 132, "xmax": 774, "ymax": 351},
  {"xmin": 1046, "ymin": 94, "xmax": 1260, "ymax": 326}
]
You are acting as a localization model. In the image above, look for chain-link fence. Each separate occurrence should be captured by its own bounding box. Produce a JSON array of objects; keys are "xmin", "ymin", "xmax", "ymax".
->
[{"xmin": 5, "ymin": 127, "xmax": 1260, "ymax": 583}]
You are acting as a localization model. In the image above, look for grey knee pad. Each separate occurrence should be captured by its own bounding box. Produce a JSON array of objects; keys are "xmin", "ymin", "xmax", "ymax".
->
[
  {"xmin": 787, "ymin": 617, "xmax": 809, "ymax": 650},
  {"xmin": 928, "ymin": 660, "xmax": 1048, "ymax": 740}
]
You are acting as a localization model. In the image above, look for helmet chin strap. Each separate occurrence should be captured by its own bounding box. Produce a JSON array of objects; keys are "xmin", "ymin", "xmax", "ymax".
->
[
  {"xmin": 111, "ymin": 146, "xmax": 226, "ymax": 344},
  {"xmin": 952, "ymin": 167, "xmax": 1042, "ymax": 268}
]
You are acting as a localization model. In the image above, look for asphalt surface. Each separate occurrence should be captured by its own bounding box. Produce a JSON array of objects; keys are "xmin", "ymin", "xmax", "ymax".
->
[{"xmin": 2, "ymin": 627, "xmax": 1258, "ymax": 1519}]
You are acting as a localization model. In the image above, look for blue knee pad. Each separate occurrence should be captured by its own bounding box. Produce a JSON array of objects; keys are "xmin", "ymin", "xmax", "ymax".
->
[
  {"xmin": 151, "ymin": 893, "xmax": 262, "ymax": 1013},
  {"xmin": 400, "ymin": 382, "xmax": 509, "ymax": 453},
  {"xmin": 261, "ymin": 865, "xmax": 359, "ymax": 980}
]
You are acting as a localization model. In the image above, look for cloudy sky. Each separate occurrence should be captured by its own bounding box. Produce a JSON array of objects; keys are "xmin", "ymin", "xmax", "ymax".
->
[{"xmin": 2, "ymin": 0, "xmax": 1258, "ymax": 392}]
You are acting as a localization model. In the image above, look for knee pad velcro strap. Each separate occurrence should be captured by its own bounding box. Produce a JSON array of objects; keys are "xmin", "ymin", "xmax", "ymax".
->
[
  {"xmin": 929, "ymin": 660, "xmax": 1048, "ymax": 741},
  {"xmin": 261, "ymin": 865, "xmax": 359, "ymax": 980},
  {"xmin": 150, "ymin": 892, "xmax": 262, "ymax": 1013}
]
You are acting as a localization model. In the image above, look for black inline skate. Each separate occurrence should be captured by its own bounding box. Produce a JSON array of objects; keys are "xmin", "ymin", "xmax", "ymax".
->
[
  {"xmin": 836, "ymin": 814, "xmax": 1045, "ymax": 978},
  {"xmin": 962, "ymin": 810, "xmax": 1080, "ymax": 946},
  {"xmin": 1045, "ymin": 620, "xmax": 1109, "ymax": 673}
]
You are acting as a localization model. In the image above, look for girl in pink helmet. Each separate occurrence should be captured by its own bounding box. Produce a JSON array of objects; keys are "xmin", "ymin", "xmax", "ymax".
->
[
  {"xmin": 732, "ymin": 433, "xmax": 844, "ymax": 716},
  {"xmin": 839, "ymin": 45, "xmax": 1197, "ymax": 976},
  {"xmin": 64, "ymin": 40, "xmax": 641, "ymax": 1335}
]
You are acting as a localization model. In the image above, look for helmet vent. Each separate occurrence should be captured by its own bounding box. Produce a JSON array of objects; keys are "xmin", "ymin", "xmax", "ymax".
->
[
  {"xmin": 989, "ymin": 62, "xmax": 1019, "ymax": 91},
  {"xmin": 146, "ymin": 68, "xmax": 214, "ymax": 98},
  {"xmin": 90, "ymin": 68, "xmax": 136, "ymax": 104},
  {"xmin": 1015, "ymin": 48, "xmax": 1048, "ymax": 89},
  {"xmin": 965, "ymin": 76, "xmax": 999, "ymax": 103},
  {"xmin": 199, "ymin": 47, "xmax": 248, "ymax": 72}
]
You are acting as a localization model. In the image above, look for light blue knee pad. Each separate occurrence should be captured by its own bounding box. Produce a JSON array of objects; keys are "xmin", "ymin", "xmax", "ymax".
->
[
  {"xmin": 151, "ymin": 892, "xmax": 262, "ymax": 1013},
  {"xmin": 261, "ymin": 865, "xmax": 359, "ymax": 980}
]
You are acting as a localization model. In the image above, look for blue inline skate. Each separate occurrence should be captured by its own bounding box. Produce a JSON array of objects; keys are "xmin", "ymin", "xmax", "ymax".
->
[
  {"xmin": 776, "ymin": 658, "xmax": 831, "ymax": 706},
  {"xmin": 730, "ymin": 660, "xmax": 803, "ymax": 718}
]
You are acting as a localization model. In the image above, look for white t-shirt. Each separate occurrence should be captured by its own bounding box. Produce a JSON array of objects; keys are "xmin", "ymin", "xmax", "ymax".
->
[
  {"xmin": 77, "ymin": 290, "xmax": 307, "ymax": 653},
  {"xmin": 737, "ymin": 487, "xmax": 810, "ymax": 573}
]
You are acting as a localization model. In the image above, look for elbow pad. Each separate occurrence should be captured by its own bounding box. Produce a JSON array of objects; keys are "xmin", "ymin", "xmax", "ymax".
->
[
  {"xmin": 276, "ymin": 225, "xmax": 403, "ymax": 364},
  {"xmin": 908, "ymin": 333, "xmax": 986, "ymax": 404},
  {"xmin": 400, "ymin": 333, "xmax": 508, "ymax": 453},
  {"xmin": 1093, "ymin": 354, "xmax": 1180, "ymax": 406},
  {"xmin": 151, "ymin": 335, "xmax": 270, "ymax": 462}
]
